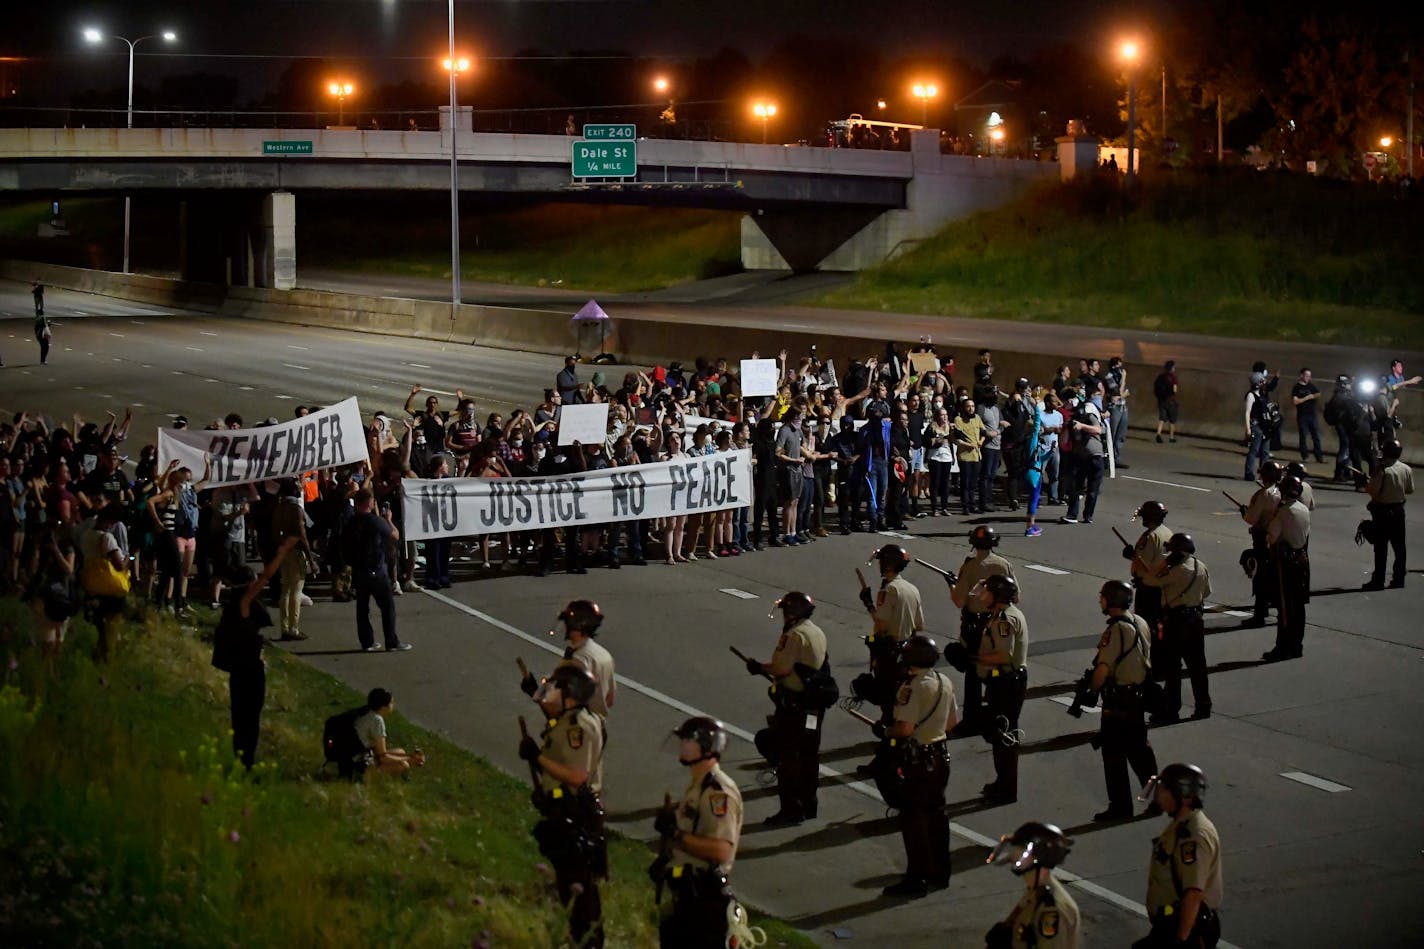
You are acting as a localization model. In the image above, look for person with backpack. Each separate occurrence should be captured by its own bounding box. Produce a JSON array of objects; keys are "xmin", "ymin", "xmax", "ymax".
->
[
  {"xmin": 355, "ymin": 688, "xmax": 426, "ymax": 776},
  {"xmin": 346, "ymin": 488, "xmax": 411, "ymax": 652},
  {"xmin": 1153, "ymin": 360, "xmax": 1178, "ymax": 444},
  {"xmin": 1059, "ymin": 382, "xmax": 1108, "ymax": 525},
  {"xmin": 1243, "ymin": 364, "xmax": 1281, "ymax": 481}
]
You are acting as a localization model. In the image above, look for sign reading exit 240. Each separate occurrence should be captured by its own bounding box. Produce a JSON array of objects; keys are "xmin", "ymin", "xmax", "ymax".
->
[{"xmin": 572, "ymin": 124, "xmax": 637, "ymax": 178}]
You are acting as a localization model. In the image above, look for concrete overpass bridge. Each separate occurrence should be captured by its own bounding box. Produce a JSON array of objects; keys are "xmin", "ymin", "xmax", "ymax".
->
[{"xmin": 0, "ymin": 124, "xmax": 1058, "ymax": 287}]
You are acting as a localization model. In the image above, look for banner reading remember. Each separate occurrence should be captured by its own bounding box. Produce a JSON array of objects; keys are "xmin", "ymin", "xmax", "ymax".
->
[
  {"xmin": 402, "ymin": 448, "xmax": 752, "ymax": 540},
  {"xmin": 157, "ymin": 397, "xmax": 369, "ymax": 487}
]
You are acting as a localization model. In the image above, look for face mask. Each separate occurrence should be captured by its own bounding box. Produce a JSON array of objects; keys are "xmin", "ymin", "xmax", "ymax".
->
[{"xmin": 511, "ymin": 439, "xmax": 524, "ymax": 448}]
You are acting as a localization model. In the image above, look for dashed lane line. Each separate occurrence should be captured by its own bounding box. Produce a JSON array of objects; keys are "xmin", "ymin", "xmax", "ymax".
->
[
  {"xmin": 421, "ymin": 588, "xmax": 1240, "ymax": 945},
  {"xmin": 719, "ymin": 588, "xmax": 758, "ymax": 599},
  {"xmin": 1119, "ymin": 474, "xmax": 1211, "ymax": 493},
  {"xmin": 1281, "ymin": 771, "xmax": 1351, "ymax": 793},
  {"xmin": 1026, "ymin": 563, "xmax": 1071, "ymax": 576}
]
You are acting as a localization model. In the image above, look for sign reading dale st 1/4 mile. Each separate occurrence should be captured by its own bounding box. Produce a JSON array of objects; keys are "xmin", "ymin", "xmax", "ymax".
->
[{"xmin": 572, "ymin": 124, "xmax": 637, "ymax": 178}]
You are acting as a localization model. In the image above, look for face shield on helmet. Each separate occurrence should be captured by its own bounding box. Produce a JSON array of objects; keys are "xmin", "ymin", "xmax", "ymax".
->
[
  {"xmin": 987, "ymin": 836, "xmax": 1044, "ymax": 874},
  {"xmin": 986, "ymin": 822, "xmax": 1072, "ymax": 874}
]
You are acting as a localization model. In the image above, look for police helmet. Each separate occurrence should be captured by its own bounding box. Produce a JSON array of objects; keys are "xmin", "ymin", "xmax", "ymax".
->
[
  {"xmin": 1258, "ymin": 461, "xmax": 1283, "ymax": 485},
  {"xmin": 559, "ymin": 599, "xmax": 604, "ymax": 635},
  {"xmin": 1279, "ymin": 475, "xmax": 1304, "ymax": 501},
  {"xmin": 1336, "ymin": 374, "xmax": 1352, "ymax": 388},
  {"xmin": 1284, "ymin": 461, "xmax": 1308, "ymax": 481},
  {"xmin": 1143, "ymin": 762, "xmax": 1207, "ymax": 809},
  {"xmin": 985, "ymin": 574, "xmax": 1020, "ymax": 606},
  {"xmin": 872, "ymin": 544, "xmax": 911, "ymax": 572},
  {"xmin": 673, "ymin": 716, "xmax": 728, "ymax": 759},
  {"xmin": 1014, "ymin": 377, "xmax": 1031, "ymax": 393},
  {"xmin": 547, "ymin": 664, "xmax": 597, "ymax": 706},
  {"xmin": 1100, "ymin": 579, "xmax": 1134, "ymax": 611},
  {"xmin": 1166, "ymin": 533, "xmax": 1196, "ymax": 557},
  {"xmin": 968, "ymin": 525, "xmax": 1000, "ymax": 550},
  {"xmin": 987, "ymin": 821, "xmax": 1074, "ymax": 873},
  {"xmin": 1134, "ymin": 500, "xmax": 1168, "ymax": 526},
  {"xmin": 775, "ymin": 590, "xmax": 816, "ymax": 621},
  {"xmin": 1382, "ymin": 439, "xmax": 1403, "ymax": 461},
  {"xmin": 900, "ymin": 634, "xmax": 940, "ymax": 669}
]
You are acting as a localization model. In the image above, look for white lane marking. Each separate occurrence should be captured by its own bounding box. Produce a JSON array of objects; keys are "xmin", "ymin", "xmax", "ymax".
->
[
  {"xmin": 420, "ymin": 589, "xmax": 1223, "ymax": 936},
  {"xmin": 287, "ymin": 344, "xmax": 309, "ymax": 350},
  {"xmin": 132, "ymin": 403, "xmax": 144, "ymax": 407},
  {"xmin": 1281, "ymin": 771, "xmax": 1351, "ymax": 793},
  {"xmin": 1027, "ymin": 563, "xmax": 1071, "ymax": 576},
  {"xmin": 72, "ymin": 385, "xmax": 85, "ymax": 390},
  {"xmin": 141, "ymin": 364, "xmax": 152, "ymax": 368},
  {"xmin": 1049, "ymin": 695, "xmax": 1100, "ymax": 714},
  {"xmin": 171, "ymin": 371, "xmax": 184, "ymax": 375},
  {"xmin": 877, "ymin": 529, "xmax": 913, "ymax": 540},
  {"xmin": 274, "ymin": 394, "xmax": 293, "ymax": 400},
  {"xmin": 239, "ymin": 385, "xmax": 254, "ymax": 391},
  {"xmin": 1120, "ymin": 475, "xmax": 1210, "ymax": 493},
  {"xmin": 200, "ymin": 331, "xmax": 219, "ymax": 337},
  {"xmin": 64, "ymin": 347, "xmax": 73, "ymax": 351},
  {"xmin": 130, "ymin": 320, "xmax": 145, "ymax": 325},
  {"xmin": 720, "ymin": 588, "xmax": 758, "ymax": 599},
  {"xmin": 407, "ymin": 362, "xmax": 432, "ymax": 369},
  {"xmin": 108, "ymin": 332, "xmax": 124, "ymax": 338},
  {"xmin": 283, "ymin": 363, "xmax": 311, "ymax": 371},
  {"xmin": 205, "ymin": 378, "xmax": 220, "ymax": 383},
  {"xmin": 112, "ymin": 358, "xmax": 121, "ymax": 362},
  {"xmin": 185, "ymin": 346, "xmax": 204, "ymax": 352},
  {"xmin": 1223, "ymin": 609, "xmax": 1251, "ymax": 618}
]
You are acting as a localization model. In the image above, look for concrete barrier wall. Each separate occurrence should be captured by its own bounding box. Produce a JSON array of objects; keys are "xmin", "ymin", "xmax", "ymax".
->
[{"xmin": 7, "ymin": 259, "xmax": 1419, "ymax": 465}]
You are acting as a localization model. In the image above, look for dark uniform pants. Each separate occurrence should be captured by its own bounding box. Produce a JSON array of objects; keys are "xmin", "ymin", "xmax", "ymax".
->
[
  {"xmin": 1161, "ymin": 608, "xmax": 1210, "ymax": 716},
  {"xmin": 1369, "ymin": 502, "xmax": 1407, "ymax": 585},
  {"xmin": 660, "ymin": 874, "xmax": 730, "ymax": 949},
  {"xmin": 982, "ymin": 668, "xmax": 1026, "ymax": 796},
  {"xmin": 899, "ymin": 745, "xmax": 951, "ymax": 884},
  {"xmin": 1249, "ymin": 532, "xmax": 1276, "ymax": 620},
  {"xmin": 772, "ymin": 703, "xmax": 822, "ymax": 819},
  {"xmin": 1133, "ymin": 908, "xmax": 1222, "ymax": 949},
  {"xmin": 536, "ymin": 811, "xmax": 606, "ymax": 949},
  {"xmin": 1274, "ymin": 547, "xmax": 1309, "ymax": 656},
  {"xmin": 1100, "ymin": 690, "xmax": 1159, "ymax": 812},
  {"xmin": 1134, "ymin": 584, "xmax": 1164, "ymax": 677},
  {"xmin": 229, "ymin": 662, "xmax": 266, "ymax": 769},
  {"xmin": 958, "ymin": 611, "xmax": 988, "ymax": 727},
  {"xmin": 556, "ymin": 859, "xmax": 603, "ymax": 949}
]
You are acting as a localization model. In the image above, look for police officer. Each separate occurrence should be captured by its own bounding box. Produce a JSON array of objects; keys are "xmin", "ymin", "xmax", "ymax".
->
[
  {"xmin": 519, "ymin": 665, "xmax": 607, "ymax": 948},
  {"xmin": 879, "ymin": 633, "xmax": 957, "ymax": 897},
  {"xmin": 1238, "ymin": 460, "xmax": 1282, "ymax": 627},
  {"xmin": 746, "ymin": 591, "xmax": 828, "ymax": 826},
  {"xmin": 1147, "ymin": 534, "xmax": 1212, "ymax": 723},
  {"xmin": 948, "ymin": 526, "xmax": 1016, "ymax": 735},
  {"xmin": 860, "ymin": 544, "xmax": 925, "ymax": 714},
  {"xmin": 986, "ymin": 822, "xmax": 1081, "ymax": 949},
  {"xmin": 654, "ymin": 717, "xmax": 744, "ymax": 948},
  {"xmin": 976, "ymin": 575, "xmax": 1028, "ymax": 805},
  {"xmin": 1363, "ymin": 439, "xmax": 1412, "ymax": 590},
  {"xmin": 1264, "ymin": 475, "xmax": 1311, "ymax": 662},
  {"xmin": 1283, "ymin": 462, "xmax": 1316, "ymax": 511},
  {"xmin": 1089, "ymin": 580, "xmax": 1159, "ymax": 821},
  {"xmin": 524, "ymin": 600, "xmax": 617, "ymax": 718},
  {"xmin": 1126, "ymin": 500, "xmax": 1172, "ymax": 673},
  {"xmin": 1133, "ymin": 763, "xmax": 1222, "ymax": 949}
]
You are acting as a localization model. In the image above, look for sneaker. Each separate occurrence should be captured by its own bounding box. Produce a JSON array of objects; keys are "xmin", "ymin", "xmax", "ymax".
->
[
  {"xmin": 363, "ymin": 644, "xmax": 384, "ymax": 652},
  {"xmin": 299, "ymin": 593, "xmax": 314, "ymax": 607},
  {"xmin": 403, "ymin": 580, "xmax": 423, "ymax": 592},
  {"xmin": 280, "ymin": 631, "xmax": 308, "ymax": 642},
  {"xmin": 1058, "ymin": 515, "xmax": 1079, "ymax": 524},
  {"xmin": 388, "ymin": 643, "xmax": 413, "ymax": 652},
  {"xmin": 705, "ymin": 549, "xmax": 719, "ymax": 559},
  {"xmin": 1082, "ymin": 517, "xmax": 1093, "ymax": 524},
  {"xmin": 392, "ymin": 583, "xmax": 404, "ymax": 596},
  {"xmin": 1025, "ymin": 525, "xmax": 1043, "ymax": 537},
  {"xmin": 1156, "ymin": 434, "xmax": 1164, "ymax": 443}
]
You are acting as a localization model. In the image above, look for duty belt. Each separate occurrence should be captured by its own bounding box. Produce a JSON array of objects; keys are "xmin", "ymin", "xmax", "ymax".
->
[{"xmin": 1166, "ymin": 604, "xmax": 1204, "ymax": 615}]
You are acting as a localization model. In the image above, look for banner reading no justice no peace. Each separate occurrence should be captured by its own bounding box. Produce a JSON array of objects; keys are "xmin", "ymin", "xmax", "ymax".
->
[{"xmin": 402, "ymin": 448, "xmax": 752, "ymax": 540}]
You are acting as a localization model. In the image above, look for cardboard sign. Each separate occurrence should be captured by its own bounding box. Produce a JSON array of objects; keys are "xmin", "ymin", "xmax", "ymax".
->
[
  {"xmin": 556, "ymin": 403, "xmax": 611, "ymax": 446},
  {"xmin": 740, "ymin": 358, "xmax": 781, "ymax": 398}
]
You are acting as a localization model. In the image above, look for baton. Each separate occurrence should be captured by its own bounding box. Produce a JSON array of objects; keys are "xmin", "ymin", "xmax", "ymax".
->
[
  {"xmin": 1347, "ymin": 465, "xmax": 1366, "ymax": 477},
  {"xmin": 913, "ymin": 557, "xmax": 951, "ymax": 577},
  {"xmin": 856, "ymin": 567, "xmax": 869, "ymax": 591},
  {"xmin": 516, "ymin": 657, "xmax": 530, "ymax": 679},
  {"xmin": 1111, "ymin": 526, "xmax": 1130, "ymax": 547},
  {"xmin": 730, "ymin": 645, "xmax": 773, "ymax": 681},
  {"xmin": 1222, "ymin": 490, "xmax": 1245, "ymax": 509},
  {"xmin": 843, "ymin": 705, "xmax": 879, "ymax": 728},
  {"xmin": 517, "ymin": 716, "xmax": 542, "ymax": 786}
]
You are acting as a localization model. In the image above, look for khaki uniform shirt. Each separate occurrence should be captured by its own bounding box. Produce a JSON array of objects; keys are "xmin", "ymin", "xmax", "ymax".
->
[
  {"xmin": 874, "ymin": 575, "xmax": 925, "ymax": 641},
  {"xmin": 1155, "ymin": 557, "xmax": 1212, "ymax": 609},
  {"xmin": 893, "ymin": 669, "xmax": 957, "ymax": 743},
  {"xmin": 1007, "ymin": 876, "xmax": 1081, "ymax": 949},
  {"xmin": 770, "ymin": 618, "xmax": 828, "ymax": 693},
  {"xmin": 1132, "ymin": 525, "xmax": 1173, "ymax": 582},
  {"xmin": 1298, "ymin": 480, "xmax": 1316, "ymax": 510},
  {"xmin": 1243, "ymin": 485, "xmax": 1280, "ymax": 537},
  {"xmin": 538, "ymin": 705, "xmax": 604, "ymax": 795},
  {"xmin": 952, "ymin": 551, "xmax": 1015, "ymax": 610},
  {"xmin": 1369, "ymin": 461, "xmax": 1414, "ymax": 504},
  {"xmin": 977, "ymin": 603, "xmax": 1028, "ymax": 677},
  {"xmin": 1147, "ymin": 809, "xmax": 1223, "ymax": 915},
  {"xmin": 1267, "ymin": 500, "xmax": 1310, "ymax": 550},
  {"xmin": 566, "ymin": 638, "xmax": 616, "ymax": 718},
  {"xmin": 671, "ymin": 764, "xmax": 743, "ymax": 876},
  {"xmin": 1095, "ymin": 614, "xmax": 1150, "ymax": 685}
]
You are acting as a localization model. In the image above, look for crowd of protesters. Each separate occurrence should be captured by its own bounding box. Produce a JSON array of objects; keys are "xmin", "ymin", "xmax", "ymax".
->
[{"xmin": 0, "ymin": 342, "xmax": 1148, "ymax": 663}]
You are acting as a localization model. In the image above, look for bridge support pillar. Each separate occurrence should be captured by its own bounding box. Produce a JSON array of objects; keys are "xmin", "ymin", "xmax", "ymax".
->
[
  {"xmin": 179, "ymin": 191, "xmax": 295, "ymax": 289},
  {"xmin": 257, "ymin": 191, "xmax": 296, "ymax": 290}
]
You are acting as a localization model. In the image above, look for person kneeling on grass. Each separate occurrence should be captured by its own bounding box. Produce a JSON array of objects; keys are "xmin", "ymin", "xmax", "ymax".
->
[{"xmin": 355, "ymin": 687, "xmax": 426, "ymax": 776}]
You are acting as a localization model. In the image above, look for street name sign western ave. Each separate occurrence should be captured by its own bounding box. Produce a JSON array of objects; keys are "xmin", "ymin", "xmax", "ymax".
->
[{"xmin": 263, "ymin": 141, "xmax": 313, "ymax": 155}]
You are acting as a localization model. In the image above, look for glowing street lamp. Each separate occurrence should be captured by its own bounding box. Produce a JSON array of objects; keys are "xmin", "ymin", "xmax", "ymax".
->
[
  {"xmin": 81, "ymin": 24, "xmax": 178, "ymax": 275},
  {"xmin": 442, "ymin": 56, "xmax": 471, "ymax": 74},
  {"xmin": 653, "ymin": 76, "xmax": 670, "ymax": 94},
  {"xmin": 911, "ymin": 82, "xmax": 938, "ymax": 125},
  {"xmin": 1380, "ymin": 135, "xmax": 1394, "ymax": 149},
  {"xmin": 327, "ymin": 80, "xmax": 354, "ymax": 125},
  {"xmin": 876, "ymin": 99, "xmax": 888, "ymax": 111},
  {"xmin": 1119, "ymin": 39, "xmax": 1141, "ymax": 185},
  {"xmin": 752, "ymin": 100, "xmax": 777, "ymax": 143}
]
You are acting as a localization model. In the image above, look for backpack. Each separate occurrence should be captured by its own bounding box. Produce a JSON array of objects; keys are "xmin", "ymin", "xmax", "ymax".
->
[
  {"xmin": 1153, "ymin": 372, "xmax": 1173, "ymax": 402},
  {"xmin": 1071, "ymin": 402, "xmax": 1108, "ymax": 457},
  {"xmin": 1251, "ymin": 392, "xmax": 1282, "ymax": 431},
  {"xmin": 323, "ymin": 706, "xmax": 371, "ymax": 780}
]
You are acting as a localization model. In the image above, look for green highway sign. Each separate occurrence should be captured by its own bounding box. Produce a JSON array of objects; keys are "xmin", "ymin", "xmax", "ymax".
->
[
  {"xmin": 572, "ymin": 139, "xmax": 638, "ymax": 178},
  {"xmin": 583, "ymin": 124, "xmax": 636, "ymax": 141},
  {"xmin": 263, "ymin": 140, "xmax": 313, "ymax": 155}
]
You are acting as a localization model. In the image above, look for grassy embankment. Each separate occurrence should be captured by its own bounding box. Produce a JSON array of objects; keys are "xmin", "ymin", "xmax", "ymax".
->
[
  {"xmin": 0, "ymin": 600, "xmax": 811, "ymax": 947},
  {"xmin": 817, "ymin": 171, "xmax": 1424, "ymax": 351}
]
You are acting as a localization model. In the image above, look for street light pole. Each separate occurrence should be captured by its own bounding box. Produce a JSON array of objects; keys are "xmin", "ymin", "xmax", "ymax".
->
[
  {"xmin": 447, "ymin": 0, "xmax": 461, "ymax": 319},
  {"xmin": 1127, "ymin": 72, "xmax": 1136, "ymax": 184}
]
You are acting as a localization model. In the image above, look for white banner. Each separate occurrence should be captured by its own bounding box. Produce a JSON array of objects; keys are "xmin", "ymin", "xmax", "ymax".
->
[
  {"xmin": 740, "ymin": 358, "xmax": 781, "ymax": 397},
  {"xmin": 557, "ymin": 403, "xmax": 610, "ymax": 446},
  {"xmin": 402, "ymin": 449, "xmax": 753, "ymax": 540},
  {"xmin": 157, "ymin": 397, "xmax": 369, "ymax": 487}
]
